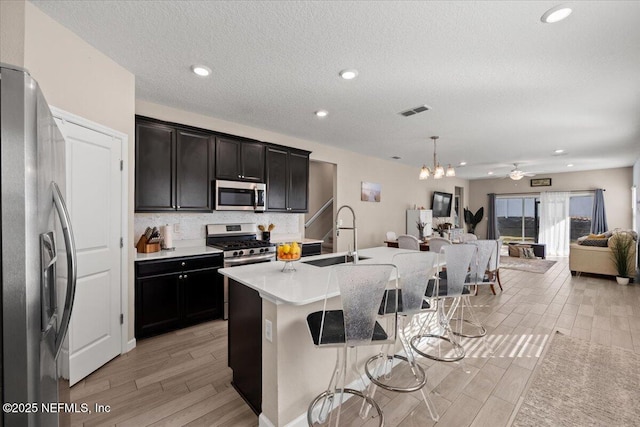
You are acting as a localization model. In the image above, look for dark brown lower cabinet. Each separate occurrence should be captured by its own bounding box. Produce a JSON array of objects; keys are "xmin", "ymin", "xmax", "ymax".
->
[
  {"xmin": 228, "ymin": 279, "xmax": 262, "ymax": 415},
  {"xmin": 135, "ymin": 254, "xmax": 223, "ymax": 339},
  {"xmin": 301, "ymin": 242, "xmax": 322, "ymax": 257}
]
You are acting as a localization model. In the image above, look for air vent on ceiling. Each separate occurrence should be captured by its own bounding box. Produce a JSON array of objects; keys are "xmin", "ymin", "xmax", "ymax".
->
[
  {"xmin": 399, "ymin": 104, "xmax": 431, "ymax": 117},
  {"xmin": 391, "ymin": 156, "xmax": 401, "ymax": 160}
]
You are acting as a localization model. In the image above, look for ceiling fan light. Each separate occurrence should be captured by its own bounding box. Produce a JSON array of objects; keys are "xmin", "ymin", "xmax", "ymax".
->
[
  {"xmin": 446, "ymin": 165, "xmax": 456, "ymax": 177},
  {"xmin": 509, "ymin": 171, "xmax": 525, "ymax": 180},
  {"xmin": 419, "ymin": 165, "xmax": 430, "ymax": 180}
]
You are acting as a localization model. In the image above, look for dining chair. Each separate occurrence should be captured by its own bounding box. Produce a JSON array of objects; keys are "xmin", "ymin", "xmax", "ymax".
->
[
  {"xmin": 397, "ymin": 234, "xmax": 420, "ymax": 250},
  {"xmin": 486, "ymin": 239, "xmax": 503, "ymax": 293},
  {"xmin": 363, "ymin": 252, "xmax": 440, "ymax": 421},
  {"xmin": 428, "ymin": 236, "xmax": 451, "ymax": 253},
  {"xmin": 386, "ymin": 231, "xmax": 397, "ymax": 241},
  {"xmin": 411, "ymin": 244, "xmax": 476, "ymax": 364},
  {"xmin": 306, "ymin": 264, "xmax": 397, "ymax": 426},
  {"xmin": 459, "ymin": 233, "xmax": 478, "ymax": 242}
]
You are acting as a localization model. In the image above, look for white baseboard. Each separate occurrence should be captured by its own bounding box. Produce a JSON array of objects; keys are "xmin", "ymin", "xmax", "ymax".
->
[{"xmin": 126, "ymin": 338, "xmax": 136, "ymax": 353}]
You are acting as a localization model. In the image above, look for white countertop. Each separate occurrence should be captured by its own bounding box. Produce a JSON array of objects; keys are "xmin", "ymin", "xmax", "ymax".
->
[
  {"xmin": 218, "ymin": 246, "xmax": 415, "ymax": 306},
  {"xmin": 135, "ymin": 245, "xmax": 222, "ymax": 261}
]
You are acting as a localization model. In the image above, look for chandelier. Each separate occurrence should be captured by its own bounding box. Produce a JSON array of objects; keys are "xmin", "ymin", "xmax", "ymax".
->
[{"xmin": 419, "ymin": 136, "xmax": 455, "ymax": 180}]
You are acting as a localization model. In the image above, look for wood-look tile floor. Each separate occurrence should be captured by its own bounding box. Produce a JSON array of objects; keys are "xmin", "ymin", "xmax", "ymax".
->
[{"xmin": 71, "ymin": 257, "xmax": 640, "ymax": 426}]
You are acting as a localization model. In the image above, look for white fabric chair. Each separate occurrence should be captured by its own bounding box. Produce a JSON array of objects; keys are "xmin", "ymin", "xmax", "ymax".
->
[
  {"xmin": 486, "ymin": 239, "xmax": 503, "ymax": 294},
  {"xmin": 459, "ymin": 233, "xmax": 478, "ymax": 242},
  {"xmin": 397, "ymin": 234, "xmax": 420, "ymax": 251},
  {"xmin": 428, "ymin": 237, "xmax": 451, "ymax": 253}
]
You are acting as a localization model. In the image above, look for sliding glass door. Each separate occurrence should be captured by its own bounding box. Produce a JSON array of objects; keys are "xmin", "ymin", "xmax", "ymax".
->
[
  {"xmin": 495, "ymin": 192, "xmax": 595, "ymax": 245},
  {"xmin": 496, "ymin": 196, "xmax": 539, "ymax": 243}
]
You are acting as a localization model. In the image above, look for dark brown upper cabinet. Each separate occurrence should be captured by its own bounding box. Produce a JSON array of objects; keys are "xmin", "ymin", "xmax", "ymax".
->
[
  {"xmin": 215, "ymin": 137, "xmax": 264, "ymax": 182},
  {"xmin": 135, "ymin": 119, "xmax": 214, "ymax": 212},
  {"xmin": 265, "ymin": 145, "xmax": 310, "ymax": 213}
]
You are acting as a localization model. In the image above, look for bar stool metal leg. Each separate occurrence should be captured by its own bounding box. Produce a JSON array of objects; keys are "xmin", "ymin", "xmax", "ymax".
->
[
  {"xmin": 307, "ymin": 348, "xmax": 384, "ymax": 427},
  {"xmin": 410, "ymin": 297, "xmax": 466, "ymax": 362}
]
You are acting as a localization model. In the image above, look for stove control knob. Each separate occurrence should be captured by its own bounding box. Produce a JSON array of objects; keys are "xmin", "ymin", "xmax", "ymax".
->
[
  {"xmin": 249, "ymin": 249, "xmax": 255, "ymax": 254},
  {"xmin": 238, "ymin": 250, "xmax": 244, "ymax": 256},
  {"xmin": 233, "ymin": 251, "xmax": 238, "ymax": 257},
  {"xmin": 259, "ymin": 248, "xmax": 264, "ymax": 253}
]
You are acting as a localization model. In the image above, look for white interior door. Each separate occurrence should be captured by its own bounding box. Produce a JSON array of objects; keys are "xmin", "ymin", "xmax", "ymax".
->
[{"xmin": 55, "ymin": 117, "xmax": 122, "ymax": 385}]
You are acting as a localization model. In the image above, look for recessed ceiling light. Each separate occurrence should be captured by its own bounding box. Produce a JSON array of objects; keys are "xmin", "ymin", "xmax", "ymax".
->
[
  {"xmin": 554, "ymin": 149, "xmax": 565, "ymax": 154},
  {"xmin": 191, "ymin": 65, "xmax": 211, "ymax": 77},
  {"xmin": 541, "ymin": 5, "xmax": 572, "ymax": 23},
  {"xmin": 339, "ymin": 69, "xmax": 358, "ymax": 80},
  {"xmin": 567, "ymin": 164, "xmax": 574, "ymax": 167},
  {"xmin": 459, "ymin": 162, "xmax": 467, "ymax": 166},
  {"xmin": 315, "ymin": 110, "xmax": 328, "ymax": 118},
  {"xmin": 488, "ymin": 171, "xmax": 494, "ymax": 175}
]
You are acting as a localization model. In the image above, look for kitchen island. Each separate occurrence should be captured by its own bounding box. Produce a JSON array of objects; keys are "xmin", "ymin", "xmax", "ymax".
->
[{"xmin": 219, "ymin": 246, "xmax": 414, "ymax": 427}]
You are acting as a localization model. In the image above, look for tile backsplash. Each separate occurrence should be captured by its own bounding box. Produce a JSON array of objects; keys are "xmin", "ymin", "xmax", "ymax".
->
[{"xmin": 134, "ymin": 211, "xmax": 303, "ymax": 245}]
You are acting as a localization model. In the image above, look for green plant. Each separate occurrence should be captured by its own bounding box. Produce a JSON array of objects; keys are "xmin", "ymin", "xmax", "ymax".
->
[
  {"xmin": 609, "ymin": 232, "xmax": 634, "ymax": 278},
  {"xmin": 464, "ymin": 207, "xmax": 484, "ymax": 234}
]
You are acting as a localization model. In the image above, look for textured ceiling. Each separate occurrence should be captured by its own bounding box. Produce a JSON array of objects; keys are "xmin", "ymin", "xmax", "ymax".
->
[{"xmin": 31, "ymin": 0, "xmax": 640, "ymax": 179}]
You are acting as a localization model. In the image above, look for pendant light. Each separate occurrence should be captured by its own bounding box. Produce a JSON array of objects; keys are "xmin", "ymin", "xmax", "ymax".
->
[{"xmin": 418, "ymin": 136, "xmax": 455, "ymax": 179}]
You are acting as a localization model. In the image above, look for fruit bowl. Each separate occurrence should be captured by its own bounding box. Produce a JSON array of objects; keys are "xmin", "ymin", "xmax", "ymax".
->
[{"xmin": 277, "ymin": 242, "xmax": 302, "ymax": 272}]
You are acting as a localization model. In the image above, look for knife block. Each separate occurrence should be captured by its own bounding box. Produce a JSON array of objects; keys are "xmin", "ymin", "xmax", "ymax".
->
[{"xmin": 136, "ymin": 235, "xmax": 161, "ymax": 253}]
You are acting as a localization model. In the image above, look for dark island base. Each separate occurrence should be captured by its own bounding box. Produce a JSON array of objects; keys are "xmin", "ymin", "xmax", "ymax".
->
[{"xmin": 228, "ymin": 279, "xmax": 263, "ymax": 415}]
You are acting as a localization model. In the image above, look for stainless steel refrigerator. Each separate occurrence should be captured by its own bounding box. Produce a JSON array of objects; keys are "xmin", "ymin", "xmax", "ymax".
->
[{"xmin": 1, "ymin": 64, "xmax": 77, "ymax": 426}]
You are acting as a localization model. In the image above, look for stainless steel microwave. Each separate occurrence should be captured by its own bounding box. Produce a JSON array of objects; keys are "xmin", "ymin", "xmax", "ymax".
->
[{"xmin": 214, "ymin": 180, "xmax": 266, "ymax": 211}]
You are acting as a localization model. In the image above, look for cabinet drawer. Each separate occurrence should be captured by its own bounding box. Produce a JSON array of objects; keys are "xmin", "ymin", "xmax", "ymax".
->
[{"xmin": 137, "ymin": 254, "xmax": 223, "ymax": 277}]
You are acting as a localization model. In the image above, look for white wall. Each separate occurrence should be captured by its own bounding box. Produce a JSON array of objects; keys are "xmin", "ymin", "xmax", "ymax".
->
[
  {"xmin": 0, "ymin": 0, "xmax": 25, "ymax": 67},
  {"xmin": 136, "ymin": 100, "xmax": 471, "ymax": 252},
  {"xmin": 469, "ymin": 167, "xmax": 634, "ymax": 238}
]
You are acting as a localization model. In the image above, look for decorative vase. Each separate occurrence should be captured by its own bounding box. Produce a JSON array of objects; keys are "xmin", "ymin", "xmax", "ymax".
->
[
  {"xmin": 418, "ymin": 230, "xmax": 424, "ymax": 241},
  {"xmin": 262, "ymin": 231, "xmax": 271, "ymax": 242},
  {"xmin": 616, "ymin": 276, "xmax": 630, "ymax": 285}
]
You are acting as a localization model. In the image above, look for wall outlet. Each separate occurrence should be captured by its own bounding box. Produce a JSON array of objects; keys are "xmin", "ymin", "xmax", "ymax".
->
[
  {"xmin": 173, "ymin": 223, "xmax": 181, "ymax": 233},
  {"xmin": 265, "ymin": 319, "xmax": 273, "ymax": 342}
]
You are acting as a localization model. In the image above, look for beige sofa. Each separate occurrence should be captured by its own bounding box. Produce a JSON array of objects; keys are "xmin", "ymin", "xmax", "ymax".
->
[{"xmin": 569, "ymin": 243, "xmax": 636, "ymax": 277}]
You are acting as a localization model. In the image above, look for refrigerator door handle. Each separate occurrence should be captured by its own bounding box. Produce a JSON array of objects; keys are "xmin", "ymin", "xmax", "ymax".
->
[{"xmin": 52, "ymin": 181, "xmax": 77, "ymax": 359}]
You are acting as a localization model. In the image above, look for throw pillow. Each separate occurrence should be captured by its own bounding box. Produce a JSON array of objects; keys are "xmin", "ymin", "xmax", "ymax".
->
[
  {"xmin": 580, "ymin": 239, "xmax": 609, "ymax": 247},
  {"xmin": 519, "ymin": 247, "xmax": 536, "ymax": 259},
  {"xmin": 509, "ymin": 244, "xmax": 531, "ymax": 257}
]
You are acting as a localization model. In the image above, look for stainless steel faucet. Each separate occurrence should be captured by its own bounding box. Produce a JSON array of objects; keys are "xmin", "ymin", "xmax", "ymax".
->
[{"xmin": 336, "ymin": 205, "xmax": 358, "ymax": 263}]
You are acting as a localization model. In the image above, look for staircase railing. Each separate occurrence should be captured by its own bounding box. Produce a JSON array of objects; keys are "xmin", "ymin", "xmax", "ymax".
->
[{"xmin": 305, "ymin": 197, "xmax": 333, "ymax": 229}]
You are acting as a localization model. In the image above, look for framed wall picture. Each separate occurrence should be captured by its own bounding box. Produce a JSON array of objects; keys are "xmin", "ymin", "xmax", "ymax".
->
[
  {"xmin": 361, "ymin": 182, "xmax": 381, "ymax": 202},
  {"xmin": 530, "ymin": 178, "xmax": 552, "ymax": 187}
]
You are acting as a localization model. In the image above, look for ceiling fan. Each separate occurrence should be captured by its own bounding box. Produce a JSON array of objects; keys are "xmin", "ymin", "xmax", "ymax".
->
[{"xmin": 508, "ymin": 163, "xmax": 535, "ymax": 181}]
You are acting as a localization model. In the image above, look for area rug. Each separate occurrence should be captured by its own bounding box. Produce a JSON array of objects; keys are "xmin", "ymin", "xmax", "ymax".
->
[
  {"xmin": 512, "ymin": 332, "xmax": 640, "ymax": 427},
  {"xmin": 500, "ymin": 256, "xmax": 556, "ymax": 274}
]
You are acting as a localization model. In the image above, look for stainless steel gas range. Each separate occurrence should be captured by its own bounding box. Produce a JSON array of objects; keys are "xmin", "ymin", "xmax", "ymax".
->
[{"xmin": 206, "ymin": 223, "xmax": 275, "ymax": 319}]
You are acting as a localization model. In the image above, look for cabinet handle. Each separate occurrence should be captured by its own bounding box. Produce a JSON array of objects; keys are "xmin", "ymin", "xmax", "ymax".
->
[
  {"xmin": 178, "ymin": 275, "xmax": 183, "ymax": 279},
  {"xmin": 172, "ymin": 205, "xmax": 176, "ymax": 209},
  {"xmin": 177, "ymin": 205, "xmax": 181, "ymax": 209},
  {"xmin": 238, "ymin": 174, "xmax": 241, "ymax": 178},
  {"xmin": 183, "ymin": 274, "xmax": 188, "ymax": 279},
  {"xmin": 181, "ymin": 262, "xmax": 186, "ymax": 267}
]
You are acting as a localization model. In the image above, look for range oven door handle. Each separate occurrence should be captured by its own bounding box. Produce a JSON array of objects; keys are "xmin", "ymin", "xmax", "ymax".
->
[
  {"xmin": 224, "ymin": 253, "xmax": 275, "ymax": 267},
  {"xmin": 52, "ymin": 181, "xmax": 78, "ymax": 359}
]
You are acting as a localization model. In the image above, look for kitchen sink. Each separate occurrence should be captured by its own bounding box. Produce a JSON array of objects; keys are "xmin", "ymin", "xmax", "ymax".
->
[{"xmin": 302, "ymin": 255, "xmax": 370, "ymax": 267}]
